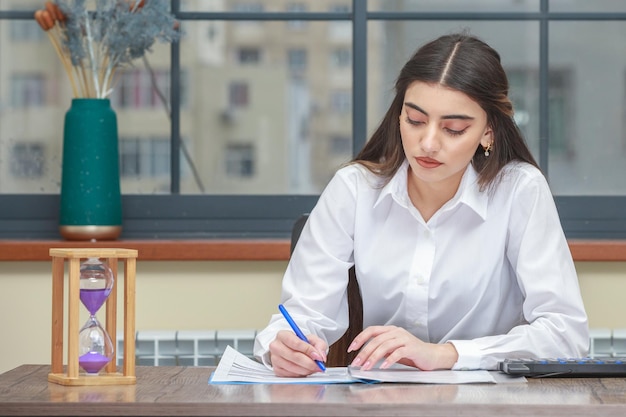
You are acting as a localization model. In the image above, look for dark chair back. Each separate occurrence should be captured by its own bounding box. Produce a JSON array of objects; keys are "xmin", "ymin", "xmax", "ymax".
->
[{"xmin": 290, "ymin": 214, "xmax": 363, "ymax": 367}]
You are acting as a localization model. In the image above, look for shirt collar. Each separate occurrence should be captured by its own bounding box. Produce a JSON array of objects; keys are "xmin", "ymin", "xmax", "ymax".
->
[{"xmin": 373, "ymin": 161, "xmax": 489, "ymax": 221}]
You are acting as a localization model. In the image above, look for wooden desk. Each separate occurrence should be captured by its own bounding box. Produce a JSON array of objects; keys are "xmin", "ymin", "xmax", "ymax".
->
[{"xmin": 1, "ymin": 365, "xmax": 626, "ymax": 417}]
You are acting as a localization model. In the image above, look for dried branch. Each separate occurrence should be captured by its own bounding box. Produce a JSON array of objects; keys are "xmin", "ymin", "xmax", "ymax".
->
[{"xmin": 35, "ymin": 0, "xmax": 181, "ymax": 98}]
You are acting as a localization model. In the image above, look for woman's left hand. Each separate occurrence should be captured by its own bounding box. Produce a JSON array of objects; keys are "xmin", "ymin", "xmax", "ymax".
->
[{"xmin": 347, "ymin": 325, "xmax": 458, "ymax": 371}]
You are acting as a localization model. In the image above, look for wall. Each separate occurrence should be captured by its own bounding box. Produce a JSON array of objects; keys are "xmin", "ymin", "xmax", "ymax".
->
[{"xmin": 1, "ymin": 260, "xmax": 625, "ymax": 374}]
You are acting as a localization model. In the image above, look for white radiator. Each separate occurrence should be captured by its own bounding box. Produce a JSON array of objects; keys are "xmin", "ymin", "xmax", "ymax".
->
[
  {"xmin": 588, "ymin": 328, "xmax": 626, "ymax": 358},
  {"xmin": 115, "ymin": 329, "xmax": 257, "ymax": 366},
  {"xmin": 114, "ymin": 328, "xmax": 625, "ymax": 366}
]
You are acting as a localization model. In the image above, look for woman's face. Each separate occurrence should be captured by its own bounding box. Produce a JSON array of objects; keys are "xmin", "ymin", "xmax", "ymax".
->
[
  {"xmin": 400, "ymin": 81, "xmax": 493, "ymax": 192},
  {"xmin": 399, "ymin": 81, "xmax": 492, "ymax": 193}
]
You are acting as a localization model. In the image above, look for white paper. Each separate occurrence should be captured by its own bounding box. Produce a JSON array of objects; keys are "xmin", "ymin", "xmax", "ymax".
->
[
  {"xmin": 348, "ymin": 364, "xmax": 496, "ymax": 384},
  {"xmin": 210, "ymin": 345, "xmax": 355, "ymax": 384},
  {"xmin": 209, "ymin": 345, "xmax": 515, "ymax": 385}
]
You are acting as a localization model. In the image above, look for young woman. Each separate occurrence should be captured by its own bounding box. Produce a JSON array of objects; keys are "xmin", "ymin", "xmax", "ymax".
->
[{"xmin": 254, "ymin": 32, "xmax": 589, "ymax": 377}]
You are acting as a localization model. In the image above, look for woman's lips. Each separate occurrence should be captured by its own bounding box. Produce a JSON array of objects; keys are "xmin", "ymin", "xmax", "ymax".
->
[{"xmin": 416, "ymin": 157, "xmax": 442, "ymax": 169}]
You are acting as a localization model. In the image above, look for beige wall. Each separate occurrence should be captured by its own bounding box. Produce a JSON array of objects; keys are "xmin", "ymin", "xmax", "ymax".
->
[{"xmin": 1, "ymin": 260, "xmax": 625, "ymax": 374}]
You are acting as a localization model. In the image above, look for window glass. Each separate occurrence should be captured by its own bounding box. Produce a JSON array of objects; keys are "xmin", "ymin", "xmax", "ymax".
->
[
  {"xmin": 367, "ymin": 20, "xmax": 540, "ymax": 157},
  {"xmin": 11, "ymin": 143, "xmax": 44, "ymax": 178},
  {"xmin": 548, "ymin": 21, "xmax": 626, "ymax": 195},
  {"xmin": 11, "ymin": 74, "xmax": 46, "ymax": 107},
  {"xmin": 330, "ymin": 47, "xmax": 351, "ymax": 68},
  {"xmin": 368, "ymin": 0, "xmax": 538, "ymax": 12},
  {"xmin": 286, "ymin": 3, "xmax": 308, "ymax": 30},
  {"xmin": 0, "ymin": 3, "xmax": 173, "ymax": 195},
  {"xmin": 549, "ymin": 0, "xmax": 626, "ymax": 12},
  {"xmin": 225, "ymin": 144, "xmax": 255, "ymax": 178},
  {"xmin": 10, "ymin": 19, "xmax": 43, "ymax": 41},
  {"xmin": 178, "ymin": 19, "xmax": 353, "ymax": 195},
  {"xmin": 2, "ymin": 0, "xmax": 626, "ymax": 239},
  {"xmin": 183, "ymin": 0, "xmax": 351, "ymax": 12},
  {"xmin": 288, "ymin": 48, "xmax": 308, "ymax": 74}
]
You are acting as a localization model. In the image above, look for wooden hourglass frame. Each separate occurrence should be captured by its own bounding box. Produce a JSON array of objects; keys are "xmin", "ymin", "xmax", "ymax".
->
[{"xmin": 48, "ymin": 248, "xmax": 137, "ymax": 386}]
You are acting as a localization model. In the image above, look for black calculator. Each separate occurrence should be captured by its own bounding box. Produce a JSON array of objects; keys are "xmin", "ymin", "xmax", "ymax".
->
[{"xmin": 499, "ymin": 357, "xmax": 626, "ymax": 377}]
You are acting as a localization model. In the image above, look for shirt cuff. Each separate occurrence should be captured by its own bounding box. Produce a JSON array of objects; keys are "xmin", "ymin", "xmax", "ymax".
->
[
  {"xmin": 253, "ymin": 332, "xmax": 275, "ymax": 370},
  {"xmin": 447, "ymin": 340, "xmax": 482, "ymax": 370}
]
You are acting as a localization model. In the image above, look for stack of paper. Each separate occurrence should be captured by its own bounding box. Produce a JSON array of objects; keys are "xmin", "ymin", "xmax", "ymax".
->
[{"xmin": 209, "ymin": 346, "xmax": 516, "ymax": 385}]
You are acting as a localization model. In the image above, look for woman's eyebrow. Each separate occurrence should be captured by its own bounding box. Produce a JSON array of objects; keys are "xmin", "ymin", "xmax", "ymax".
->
[{"xmin": 404, "ymin": 101, "xmax": 475, "ymax": 120}]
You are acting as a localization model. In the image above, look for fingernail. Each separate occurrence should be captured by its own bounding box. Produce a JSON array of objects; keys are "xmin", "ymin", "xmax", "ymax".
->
[
  {"xmin": 363, "ymin": 360, "xmax": 371, "ymax": 369},
  {"xmin": 351, "ymin": 357, "xmax": 362, "ymax": 366},
  {"xmin": 347, "ymin": 342, "xmax": 356, "ymax": 352},
  {"xmin": 312, "ymin": 352, "xmax": 322, "ymax": 361},
  {"xmin": 380, "ymin": 360, "xmax": 389, "ymax": 369}
]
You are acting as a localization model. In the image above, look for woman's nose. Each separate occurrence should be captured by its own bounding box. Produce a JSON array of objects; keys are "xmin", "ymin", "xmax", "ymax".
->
[{"xmin": 420, "ymin": 126, "xmax": 441, "ymax": 153}]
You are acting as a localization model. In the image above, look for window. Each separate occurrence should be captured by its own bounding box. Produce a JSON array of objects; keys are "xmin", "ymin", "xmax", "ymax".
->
[
  {"xmin": 10, "ymin": 20, "xmax": 44, "ymax": 41},
  {"xmin": 10, "ymin": 143, "xmax": 44, "ymax": 178},
  {"xmin": 288, "ymin": 48, "xmax": 307, "ymax": 74},
  {"xmin": 111, "ymin": 69, "xmax": 171, "ymax": 109},
  {"xmin": 120, "ymin": 137, "xmax": 171, "ymax": 178},
  {"xmin": 509, "ymin": 69, "xmax": 574, "ymax": 158},
  {"xmin": 232, "ymin": 3, "xmax": 263, "ymax": 13},
  {"xmin": 228, "ymin": 82, "xmax": 249, "ymax": 109},
  {"xmin": 225, "ymin": 144, "xmax": 255, "ymax": 178},
  {"xmin": 330, "ymin": 90, "xmax": 351, "ymax": 114},
  {"xmin": 232, "ymin": 2, "xmax": 264, "ymax": 29},
  {"xmin": 330, "ymin": 48, "xmax": 351, "ymax": 68},
  {"xmin": 330, "ymin": 136, "xmax": 351, "ymax": 154},
  {"xmin": 10, "ymin": 74, "xmax": 45, "ymax": 107},
  {"xmin": 237, "ymin": 48, "xmax": 261, "ymax": 65},
  {"xmin": 287, "ymin": 3, "xmax": 308, "ymax": 30},
  {"xmin": 2, "ymin": 1, "xmax": 626, "ymax": 239},
  {"xmin": 328, "ymin": 4, "xmax": 351, "ymax": 40}
]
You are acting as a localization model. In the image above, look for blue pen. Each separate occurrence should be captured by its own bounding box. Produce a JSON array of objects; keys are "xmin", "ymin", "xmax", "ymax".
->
[{"xmin": 278, "ymin": 304, "xmax": 326, "ymax": 372}]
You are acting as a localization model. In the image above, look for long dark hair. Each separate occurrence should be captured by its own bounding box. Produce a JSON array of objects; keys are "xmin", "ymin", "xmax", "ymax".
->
[{"xmin": 353, "ymin": 32, "xmax": 538, "ymax": 190}]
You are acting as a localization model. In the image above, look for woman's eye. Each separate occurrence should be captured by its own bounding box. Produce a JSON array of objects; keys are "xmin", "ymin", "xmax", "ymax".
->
[
  {"xmin": 405, "ymin": 117, "xmax": 423, "ymax": 126},
  {"xmin": 445, "ymin": 128, "xmax": 466, "ymax": 136}
]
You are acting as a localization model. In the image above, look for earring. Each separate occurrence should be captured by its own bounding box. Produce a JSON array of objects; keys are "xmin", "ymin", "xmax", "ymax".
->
[{"xmin": 483, "ymin": 142, "xmax": 493, "ymax": 157}]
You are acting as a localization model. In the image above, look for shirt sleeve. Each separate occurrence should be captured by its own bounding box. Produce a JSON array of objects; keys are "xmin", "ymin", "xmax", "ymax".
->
[
  {"xmin": 253, "ymin": 167, "xmax": 359, "ymax": 367},
  {"xmin": 449, "ymin": 170, "xmax": 589, "ymax": 370}
]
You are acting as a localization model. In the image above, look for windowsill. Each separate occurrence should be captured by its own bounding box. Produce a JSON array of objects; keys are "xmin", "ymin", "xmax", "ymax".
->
[{"xmin": 0, "ymin": 239, "xmax": 625, "ymax": 262}]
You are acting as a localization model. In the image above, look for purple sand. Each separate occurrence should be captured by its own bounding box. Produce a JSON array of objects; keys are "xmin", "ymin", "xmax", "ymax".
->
[
  {"xmin": 80, "ymin": 288, "xmax": 111, "ymax": 315},
  {"xmin": 79, "ymin": 352, "xmax": 110, "ymax": 374}
]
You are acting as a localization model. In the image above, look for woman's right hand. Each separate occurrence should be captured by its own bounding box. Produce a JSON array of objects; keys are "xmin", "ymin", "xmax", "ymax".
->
[{"xmin": 269, "ymin": 330, "xmax": 328, "ymax": 377}]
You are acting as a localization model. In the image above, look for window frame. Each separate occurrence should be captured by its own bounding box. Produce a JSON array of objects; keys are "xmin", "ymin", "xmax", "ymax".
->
[{"xmin": 2, "ymin": 1, "xmax": 626, "ymax": 239}]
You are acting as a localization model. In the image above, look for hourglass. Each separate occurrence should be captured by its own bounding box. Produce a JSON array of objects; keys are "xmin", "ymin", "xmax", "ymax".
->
[
  {"xmin": 48, "ymin": 248, "xmax": 137, "ymax": 386},
  {"xmin": 78, "ymin": 257, "xmax": 115, "ymax": 374}
]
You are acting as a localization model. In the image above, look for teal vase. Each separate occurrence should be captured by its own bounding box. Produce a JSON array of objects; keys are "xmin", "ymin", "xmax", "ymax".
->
[{"xmin": 59, "ymin": 98, "xmax": 122, "ymax": 240}]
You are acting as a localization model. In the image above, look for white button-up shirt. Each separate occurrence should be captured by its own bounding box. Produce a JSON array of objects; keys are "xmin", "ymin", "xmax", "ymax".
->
[{"xmin": 254, "ymin": 160, "xmax": 589, "ymax": 370}]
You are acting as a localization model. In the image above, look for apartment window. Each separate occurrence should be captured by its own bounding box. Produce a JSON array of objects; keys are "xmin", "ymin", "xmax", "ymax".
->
[
  {"xmin": 330, "ymin": 48, "xmax": 351, "ymax": 68},
  {"xmin": 10, "ymin": 20, "xmax": 44, "ymax": 41},
  {"xmin": 232, "ymin": 3, "xmax": 263, "ymax": 12},
  {"xmin": 120, "ymin": 137, "xmax": 170, "ymax": 178},
  {"xmin": 330, "ymin": 90, "xmax": 351, "ymax": 114},
  {"xmin": 232, "ymin": 2, "xmax": 264, "ymax": 28},
  {"xmin": 111, "ymin": 69, "xmax": 172, "ymax": 109},
  {"xmin": 225, "ymin": 144, "xmax": 255, "ymax": 178},
  {"xmin": 330, "ymin": 136, "xmax": 351, "ymax": 154},
  {"xmin": 287, "ymin": 3, "xmax": 308, "ymax": 30},
  {"xmin": 329, "ymin": 4, "xmax": 351, "ymax": 40},
  {"xmin": 228, "ymin": 82, "xmax": 249, "ymax": 108},
  {"xmin": 509, "ymin": 69, "xmax": 574, "ymax": 158},
  {"xmin": 288, "ymin": 48, "xmax": 307, "ymax": 74},
  {"xmin": 237, "ymin": 48, "xmax": 261, "ymax": 65},
  {"xmin": 11, "ymin": 143, "xmax": 44, "ymax": 178},
  {"xmin": 10, "ymin": 74, "xmax": 45, "ymax": 107}
]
